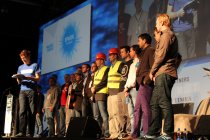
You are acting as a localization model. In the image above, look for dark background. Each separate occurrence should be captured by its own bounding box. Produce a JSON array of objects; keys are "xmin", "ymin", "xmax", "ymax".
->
[{"xmin": 0, "ymin": 0, "xmax": 85, "ymax": 135}]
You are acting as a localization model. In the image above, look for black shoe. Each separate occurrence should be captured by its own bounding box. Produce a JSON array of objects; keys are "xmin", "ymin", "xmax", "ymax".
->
[
  {"xmin": 47, "ymin": 135, "xmax": 55, "ymax": 138},
  {"xmin": 15, "ymin": 133, "xmax": 25, "ymax": 137},
  {"xmin": 57, "ymin": 134, "xmax": 64, "ymax": 137}
]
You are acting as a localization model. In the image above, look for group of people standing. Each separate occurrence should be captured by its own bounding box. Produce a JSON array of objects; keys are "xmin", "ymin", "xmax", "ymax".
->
[{"xmin": 14, "ymin": 13, "xmax": 180, "ymax": 140}]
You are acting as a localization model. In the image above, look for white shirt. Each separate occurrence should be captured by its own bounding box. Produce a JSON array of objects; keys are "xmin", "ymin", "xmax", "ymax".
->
[{"xmin": 124, "ymin": 57, "xmax": 139, "ymax": 89}]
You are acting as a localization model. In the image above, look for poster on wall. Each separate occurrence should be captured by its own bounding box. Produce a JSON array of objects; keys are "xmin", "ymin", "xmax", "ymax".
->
[{"xmin": 40, "ymin": 4, "xmax": 91, "ymax": 74}]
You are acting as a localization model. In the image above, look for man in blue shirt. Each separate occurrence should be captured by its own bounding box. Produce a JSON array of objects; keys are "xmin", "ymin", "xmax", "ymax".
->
[{"xmin": 15, "ymin": 49, "xmax": 41, "ymax": 137}]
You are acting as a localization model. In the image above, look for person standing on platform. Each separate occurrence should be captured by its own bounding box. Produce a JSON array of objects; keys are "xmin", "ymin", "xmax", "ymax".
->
[
  {"xmin": 124, "ymin": 44, "xmax": 141, "ymax": 138},
  {"xmin": 90, "ymin": 62, "xmax": 102, "ymax": 127},
  {"xmin": 51, "ymin": 74, "xmax": 61, "ymax": 136},
  {"xmin": 131, "ymin": 33, "xmax": 154, "ymax": 139},
  {"xmin": 118, "ymin": 45, "xmax": 133, "ymax": 138},
  {"xmin": 65, "ymin": 70, "xmax": 83, "ymax": 135},
  {"xmin": 143, "ymin": 14, "xmax": 179, "ymax": 140},
  {"xmin": 91, "ymin": 53, "xmax": 110, "ymax": 139},
  {"xmin": 15, "ymin": 49, "xmax": 41, "ymax": 137},
  {"xmin": 58, "ymin": 74, "xmax": 71, "ymax": 137},
  {"xmin": 34, "ymin": 85, "xmax": 44, "ymax": 138},
  {"xmin": 42, "ymin": 76, "xmax": 60, "ymax": 137},
  {"xmin": 107, "ymin": 48, "xmax": 125, "ymax": 139},
  {"xmin": 81, "ymin": 64, "xmax": 93, "ymax": 117}
]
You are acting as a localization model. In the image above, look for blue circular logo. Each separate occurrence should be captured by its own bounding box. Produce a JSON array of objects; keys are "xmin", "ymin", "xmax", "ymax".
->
[{"xmin": 61, "ymin": 22, "xmax": 79, "ymax": 60}]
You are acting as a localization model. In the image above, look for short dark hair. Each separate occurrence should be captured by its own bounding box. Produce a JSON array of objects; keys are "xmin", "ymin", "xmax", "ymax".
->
[
  {"xmin": 131, "ymin": 44, "xmax": 141, "ymax": 56},
  {"xmin": 120, "ymin": 45, "xmax": 130, "ymax": 53},
  {"xmin": 51, "ymin": 74, "xmax": 57, "ymax": 80},
  {"xmin": 49, "ymin": 76, "xmax": 56, "ymax": 82},
  {"xmin": 138, "ymin": 33, "xmax": 152, "ymax": 44},
  {"xmin": 82, "ymin": 64, "xmax": 91, "ymax": 70},
  {"xmin": 19, "ymin": 49, "xmax": 31, "ymax": 57},
  {"xmin": 37, "ymin": 84, "xmax": 42, "ymax": 90}
]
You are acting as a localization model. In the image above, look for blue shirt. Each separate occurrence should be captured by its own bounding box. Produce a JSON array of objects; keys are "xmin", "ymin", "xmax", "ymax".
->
[{"xmin": 17, "ymin": 63, "xmax": 41, "ymax": 90}]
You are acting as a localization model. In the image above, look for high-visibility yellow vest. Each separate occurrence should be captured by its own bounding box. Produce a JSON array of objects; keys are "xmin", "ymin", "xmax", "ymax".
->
[
  {"xmin": 107, "ymin": 61, "xmax": 122, "ymax": 89},
  {"xmin": 94, "ymin": 66, "xmax": 108, "ymax": 94}
]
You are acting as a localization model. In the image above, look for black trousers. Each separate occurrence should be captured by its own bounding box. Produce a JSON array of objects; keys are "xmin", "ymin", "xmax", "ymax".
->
[{"xmin": 148, "ymin": 73, "xmax": 176, "ymax": 136}]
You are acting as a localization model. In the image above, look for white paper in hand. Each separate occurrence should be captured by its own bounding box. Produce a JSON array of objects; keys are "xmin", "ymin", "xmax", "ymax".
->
[{"xmin": 12, "ymin": 74, "xmax": 25, "ymax": 79}]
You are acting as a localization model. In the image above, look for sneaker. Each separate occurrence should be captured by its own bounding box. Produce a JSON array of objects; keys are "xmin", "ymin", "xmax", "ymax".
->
[
  {"xmin": 47, "ymin": 135, "xmax": 55, "ymax": 138},
  {"xmin": 33, "ymin": 134, "xmax": 41, "ymax": 138},
  {"xmin": 118, "ymin": 133, "xmax": 127, "ymax": 139},
  {"xmin": 57, "ymin": 134, "xmax": 64, "ymax": 137},
  {"xmin": 139, "ymin": 135, "xmax": 157, "ymax": 140},
  {"xmin": 15, "ymin": 132, "xmax": 25, "ymax": 137},
  {"xmin": 124, "ymin": 135, "xmax": 133, "ymax": 140},
  {"xmin": 26, "ymin": 134, "xmax": 33, "ymax": 137},
  {"xmin": 155, "ymin": 135, "xmax": 173, "ymax": 140},
  {"xmin": 108, "ymin": 135, "xmax": 118, "ymax": 140}
]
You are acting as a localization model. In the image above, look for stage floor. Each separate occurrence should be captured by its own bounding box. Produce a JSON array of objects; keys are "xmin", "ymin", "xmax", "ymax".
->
[
  {"xmin": 1, "ymin": 137, "xmax": 99, "ymax": 140},
  {"xmin": 1, "ymin": 135, "xmax": 210, "ymax": 140}
]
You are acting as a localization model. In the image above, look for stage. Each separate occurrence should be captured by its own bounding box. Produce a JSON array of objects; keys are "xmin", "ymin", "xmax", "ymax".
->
[
  {"xmin": 1, "ymin": 135, "xmax": 210, "ymax": 140},
  {"xmin": 1, "ymin": 137, "xmax": 100, "ymax": 140}
]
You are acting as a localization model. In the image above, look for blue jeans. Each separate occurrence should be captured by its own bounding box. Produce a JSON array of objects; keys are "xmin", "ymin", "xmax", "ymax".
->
[
  {"xmin": 45, "ymin": 108, "xmax": 55, "ymax": 137},
  {"xmin": 34, "ymin": 113, "xmax": 43, "ymax": 135},
  {"xmin": 19, "ymin": 90, "xmax": 36, "ymax": 135},
  {"xmin": 94, "ymin": 100, "xmax": 109, "ymax": 137},
  {"xmin": 59, "ymin": 106, "xmax": 66, "ymax": 135},
  {"xmin": 148, "ymin": 73, "xmax": 176, "ymax": 136},
  {"xmin": 127, "ymin": 88, "xmax": 138, "ymax": 134},
  {"xmin": 92, "ymin": 101, "xmax": 102, "ymax": 128},
  {"xmin": 82, "ymin": 97, "xmax": 92, "ymax": 117}
]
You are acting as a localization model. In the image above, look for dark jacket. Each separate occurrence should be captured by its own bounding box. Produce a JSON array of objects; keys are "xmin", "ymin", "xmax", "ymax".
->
[
  {"xmin": 83, "ymin": 73, "xmax": 92, "ymax": 99},
  {"xmin": 136, "ymin": 45, "xmax": 155, "ymax": 87},
  {"xmin": 150, "ymin": 29, "xmax": 178, "ymax": 78},
  {"xmin": 36, "ymin": 92, "xmax": 44, "ymax": 114},
  {"xmin": 72, "ymin": 80, "xmax": 83, "ymax": 111}
]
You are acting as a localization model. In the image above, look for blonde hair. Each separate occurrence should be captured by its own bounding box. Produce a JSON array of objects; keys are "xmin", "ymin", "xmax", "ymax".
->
[{"xmin": 156, "ymin": 13, "xmax": 171, "ymax": 28}]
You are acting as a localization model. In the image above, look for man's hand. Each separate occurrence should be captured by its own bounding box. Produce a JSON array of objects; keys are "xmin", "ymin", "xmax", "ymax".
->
[
  {"xmin": 123, "ymin": 87, "xmax": 128, "ymax": 93},
  {"xmin": 42, "ymin": 108, "xmax": 45, "ymax": 113},
  {"xmin": 176, "ymin": 8, "xmax": 185, "ymax": 18},
  {"xmin": 50, "ymin": 106, "xmax": 54, "ymax": 112},
  {"xmin": 149, "ymin": 73, "xmax": 153, "ymax": 80},
  {"xmin": 91, "ymin": 86, "xmax": 96, "ymax": 94},
  {"xmin": 149, "ymin": 73, "xmax": 156, "ymax": 82},
  {"xmin": 124, "ymin": 92, "xmax": 129, "ymax": 97}
]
